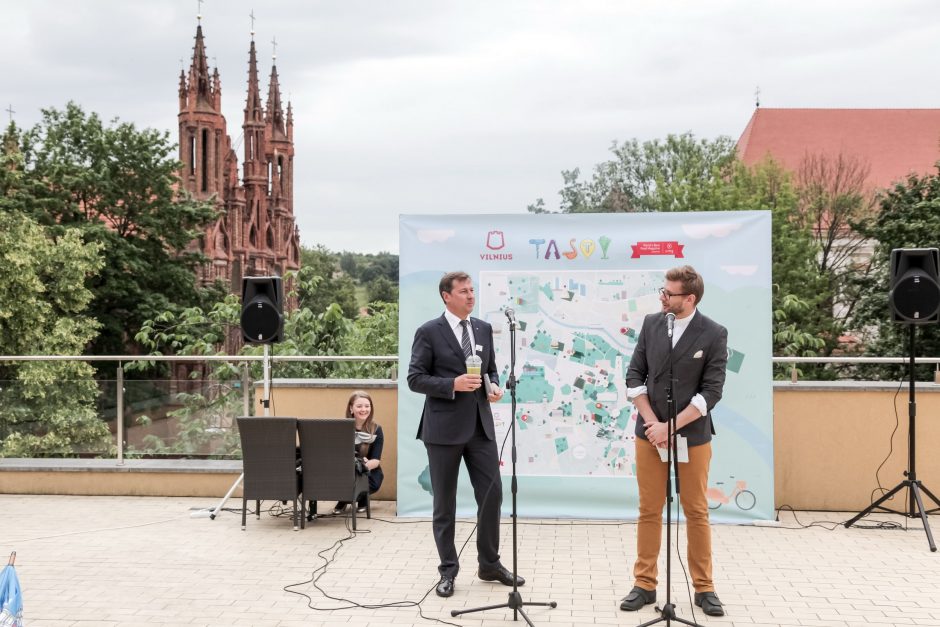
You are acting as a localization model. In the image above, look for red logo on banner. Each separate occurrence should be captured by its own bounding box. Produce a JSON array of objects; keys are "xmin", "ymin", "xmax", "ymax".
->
[
  {"xmin": 631, "ymin": 241, "xmax": 684, "ymax": 258},
  {"xmin": 486, "ymin": 230, "xmax": 505, "ymax": 250}
]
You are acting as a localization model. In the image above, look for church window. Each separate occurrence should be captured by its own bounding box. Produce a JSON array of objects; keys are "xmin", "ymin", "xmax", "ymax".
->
[{"xmin": 201, "ymin": 128, "xmax": 209, "ymax": 192}]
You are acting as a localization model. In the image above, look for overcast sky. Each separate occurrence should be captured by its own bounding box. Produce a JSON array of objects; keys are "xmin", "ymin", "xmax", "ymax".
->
[{"xmin": 5, "ymin": 1, "xmax": 940, "ymax": 253}]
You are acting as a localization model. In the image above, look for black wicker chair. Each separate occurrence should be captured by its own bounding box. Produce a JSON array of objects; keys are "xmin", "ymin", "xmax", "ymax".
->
[
  {"xmin": 298, "ymin": 418, "xmax": 371, "ymax": 530},
  {"xmin": 236, "ymin": 416, "xmax": 302, "ymax": 531}
]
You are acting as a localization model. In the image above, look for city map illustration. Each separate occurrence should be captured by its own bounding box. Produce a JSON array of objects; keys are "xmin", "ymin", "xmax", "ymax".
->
[{"xmin": 481, "ymin": 270, "xmax": 665, "ymax": 478}]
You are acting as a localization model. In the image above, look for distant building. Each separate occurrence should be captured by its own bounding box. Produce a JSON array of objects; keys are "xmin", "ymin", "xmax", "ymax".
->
[
  {"xmin": 177, "ymin": 20, "xmax": 301, "ymax": 294},
  {"xmin": 737, "ymin": 108, "xmax": 940, "ymax": 190},
  {"xmin": 737, "ymin": 107, "xmax": 940, "ymax": 335}
]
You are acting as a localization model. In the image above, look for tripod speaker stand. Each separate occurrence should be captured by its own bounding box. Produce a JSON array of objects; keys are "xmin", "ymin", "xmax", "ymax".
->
[
  {"xmin": 194, "ymin": 275, "xmax": 284, "ymax": 520},
  {"xmin": 451, "ymin": 309, "xmax": 556, "ymax": 626},
  {"xmin": 844, "ymin": 324, "xmax": 940, "ymax": 551},
  {"xmin": 844, "ymin": 248, "xmax": 940, "ymax": 552}
]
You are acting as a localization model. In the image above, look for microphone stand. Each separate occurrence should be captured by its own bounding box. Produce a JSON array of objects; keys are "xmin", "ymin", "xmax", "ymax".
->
[
  {"xmin": 639, "ymin": 317, "xmax": 701, "ymax": 627},
  {"xmin": 452, "ymin": 314, "xmax": 557, "ymax": 626}
]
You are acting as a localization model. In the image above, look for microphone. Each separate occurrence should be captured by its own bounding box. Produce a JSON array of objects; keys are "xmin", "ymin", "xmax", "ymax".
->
[
  {"xmin": 504, "ymin": 308, "xmax": 516, "ymax": 324},
  {"xmin": 665, "ymin": 312, "xmax": 676, "ymax": 338}
]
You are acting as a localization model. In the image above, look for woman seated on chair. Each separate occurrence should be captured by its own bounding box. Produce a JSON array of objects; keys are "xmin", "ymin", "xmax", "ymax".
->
[{"xmin": 332, "ymin": 390, "xmax": 384, "ymax": 515}]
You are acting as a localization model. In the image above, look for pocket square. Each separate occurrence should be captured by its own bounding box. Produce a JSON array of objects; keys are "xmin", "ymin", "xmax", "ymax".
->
[{"xmin": 693, "ymin": 350, "xmax": 704, "ymax": 359}]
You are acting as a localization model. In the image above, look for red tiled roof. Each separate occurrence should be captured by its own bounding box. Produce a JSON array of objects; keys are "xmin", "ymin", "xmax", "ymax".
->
[{"xmin": 737, "ymin": 108, "xmax": 940, "ymax": 190}]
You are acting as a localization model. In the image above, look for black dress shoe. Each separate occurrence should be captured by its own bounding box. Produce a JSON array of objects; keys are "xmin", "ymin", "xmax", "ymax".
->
[
  {"xmin": 477, "ymin": 564, "xmax": 525, "ymax": 587},
  {"xmin": 620, "ymin": 586, "xmax": 656, "ymax": 611},
  {"xmin": 435, "ymin": 576, "xmax": 455, "ymax": 597},
  {"xmin": 694, "ymin": 591, "xmax": 724, "ymax": 617}
]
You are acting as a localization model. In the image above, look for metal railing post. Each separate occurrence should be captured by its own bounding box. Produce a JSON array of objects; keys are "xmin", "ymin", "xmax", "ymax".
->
[
  {"xmin": 116, "ymin": 362, "xmax": 124, "ymax": 465},
  {"xmin": 242, "ymin": 362, "xmax": 251, "ymax": 416}
]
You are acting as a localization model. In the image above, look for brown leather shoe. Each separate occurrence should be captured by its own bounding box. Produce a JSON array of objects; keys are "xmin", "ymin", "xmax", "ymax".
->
[
  {"xmin": 478, "ymin": 564, "xmax": 525, "ymax": 586},
  {"xmin": 620, "ymin": 586, "xmax": 656, "ymax": 611},
  {"xmin": 694, "ymin": 591, "xmax": 724, "ymax": 616}
]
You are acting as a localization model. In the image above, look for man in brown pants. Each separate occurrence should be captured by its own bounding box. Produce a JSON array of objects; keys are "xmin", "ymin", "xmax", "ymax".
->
[{"xmin": 620, "ymin": 265, "xmax": 728, "ymax": 617}]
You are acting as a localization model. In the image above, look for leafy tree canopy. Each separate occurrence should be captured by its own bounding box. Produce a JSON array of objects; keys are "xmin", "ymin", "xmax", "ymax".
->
[
  {"xmin": 851, "ymin": 168, "xmax": 940, "ymax": 379},
  {"xmin": 528, "ymin": 133, "xmax": 834, "ymax": 374},
  {"xmin": 528, "ymin": 133, "xmax": 738, "ymax": 214},
  {"xmin": 130, "ymin": 270, "xmax": 399, "ymax": 455},
  {"xmin": 298, "ymin": 245, "xmax": 359, "ymax": 317},
  {"xmin": 0, "ymin": 206, "xmax": 110, "ymax": 456},
  {"xmin": 8, "ymin": 102, "xmax": 221, "ymax": 357}
]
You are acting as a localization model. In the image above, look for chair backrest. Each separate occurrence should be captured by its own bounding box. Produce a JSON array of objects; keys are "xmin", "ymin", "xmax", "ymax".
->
[
  {"xmin": 237, "ymin": 416, "xmax": 299, "ymax": 501},
  {"xmin": 298, "ymin": 418, "xmax": 364, "ymax": 502}
]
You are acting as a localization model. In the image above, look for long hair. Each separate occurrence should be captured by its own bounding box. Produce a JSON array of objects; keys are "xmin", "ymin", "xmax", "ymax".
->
[{"xmin": 346, "ymin": 390, "xmax": 377, "ymax": 456}]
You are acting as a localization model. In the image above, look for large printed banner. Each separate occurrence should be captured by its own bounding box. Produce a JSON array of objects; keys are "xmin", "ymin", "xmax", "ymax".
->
[{"xmin": 398, "ymin": 211, "xmax": 773, "ymax": 522}]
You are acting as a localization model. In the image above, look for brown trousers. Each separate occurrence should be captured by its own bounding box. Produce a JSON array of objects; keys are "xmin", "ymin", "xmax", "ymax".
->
[{"xmin": 633, "ymin": 438, "xmax": 714, "ymax": 592}]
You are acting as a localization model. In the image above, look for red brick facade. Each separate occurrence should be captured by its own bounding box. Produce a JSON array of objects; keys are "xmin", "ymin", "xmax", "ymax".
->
[{"xmin": 178, "ymin": 23, "xmax": 301, "ymax": 295}]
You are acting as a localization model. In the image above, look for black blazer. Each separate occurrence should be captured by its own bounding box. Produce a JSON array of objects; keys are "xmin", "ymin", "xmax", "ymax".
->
[
  {"xmin": 407, "ymin": 314, "xmax": 500, "ymax": 445},
  {"xmin": 626, "ymin": 311, "xmax": 728, "ymax": 446}
]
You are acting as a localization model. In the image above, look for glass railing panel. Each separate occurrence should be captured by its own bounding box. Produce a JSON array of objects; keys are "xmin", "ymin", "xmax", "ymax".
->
[
  {"xmin": 0, "ymin": 377, "xmax": 115, "ymax": 457},
  {"xmin": 117, "ymin": 378, "xmax": 246, "ymax": 459}
]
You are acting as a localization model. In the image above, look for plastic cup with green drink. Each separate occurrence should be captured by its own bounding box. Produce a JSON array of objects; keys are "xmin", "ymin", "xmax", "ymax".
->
[{"xmin": 465, "ymin": 354, "xmax": 482, "ymax": 376}]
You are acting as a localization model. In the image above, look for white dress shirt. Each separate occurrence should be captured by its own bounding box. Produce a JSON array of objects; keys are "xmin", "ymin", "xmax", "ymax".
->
[{"xmin": 443, "ymin": 309, "xmax": 475, "ymax": 352}]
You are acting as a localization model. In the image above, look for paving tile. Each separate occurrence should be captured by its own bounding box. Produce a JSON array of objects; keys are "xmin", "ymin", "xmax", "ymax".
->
[{"xmin": 1, "ymin": 496, "xmax": 938, "ymax": 626}]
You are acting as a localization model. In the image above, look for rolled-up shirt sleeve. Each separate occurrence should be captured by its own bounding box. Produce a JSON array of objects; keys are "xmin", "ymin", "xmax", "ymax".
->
[
  {"xmin": 689, "ymin": 393, "xmax": 707, "ymax": 416},
  {"xmin": 629, "ymin": 387, "xmax": 706, "ymax": 416},
  {"xmin": 627, "ymin": 385, "xmax": 647, "ymax": 400}
]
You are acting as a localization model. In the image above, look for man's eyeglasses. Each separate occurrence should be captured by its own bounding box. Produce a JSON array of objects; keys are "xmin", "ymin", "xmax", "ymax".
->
[{"xmin": 658, "ymin": 288, "xmax": 689, "ymax": 299}]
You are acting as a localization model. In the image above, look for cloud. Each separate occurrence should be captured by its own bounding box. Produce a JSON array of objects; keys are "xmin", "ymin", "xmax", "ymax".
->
[
  {"xmin": 682, "ymin": 222, "xmax": 743, "ymax": 239},
  {"xmin": 8, "ymin": 1, "xmax": 940, "ymax": 254},
  {"xmin": 416, "ymin": 229, "xmax": 456, "ymax": 244},
  {"xmin": 721, "ymin": 265, "xmax": 758, "ymax": 276}
]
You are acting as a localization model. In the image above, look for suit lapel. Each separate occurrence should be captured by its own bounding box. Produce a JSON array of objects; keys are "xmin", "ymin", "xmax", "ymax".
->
[
  {"xmin": 653, "ymin": 312, "xmax": 705, "ymax": 378},
  {"xmin": 650, "ymin": 316, "xmax": 671, "ymax": 379},
  {"xmin": 470, "ymin": 317, "xmax": 490, "ymax": 364},
  {"xmin": 672, "ymin": 312, "xmax": 705, "ymax": 357},
  {"xmin": 437, "ymin": 315, "xmax": 467, "ymax": 362}
]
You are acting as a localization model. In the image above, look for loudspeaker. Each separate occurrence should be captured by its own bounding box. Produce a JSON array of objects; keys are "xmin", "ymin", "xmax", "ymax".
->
[
  {"xmin": 241, "ymin": 276, "xmax": 284, "ymax": 343},
  {"xmin": 889, "ymin": 248, "xmax": 940, "ymax": 324}
]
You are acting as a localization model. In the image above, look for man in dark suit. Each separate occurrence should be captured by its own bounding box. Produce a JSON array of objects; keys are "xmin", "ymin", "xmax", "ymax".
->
[
  {"xmin": 407, "ymin": 270, "xmax": 525, "ymax": 598},
  {"xmin": 620, "ymin": 265, "xmax": 728, "ymax": 617}
]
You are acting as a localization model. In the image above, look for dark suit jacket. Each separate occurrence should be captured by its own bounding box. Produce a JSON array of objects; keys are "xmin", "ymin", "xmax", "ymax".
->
[
  {"xmin": 407, "ymin": 314, "xmax": 500, "ymax": 445},
  {"xmin": 626, "ymin": 310, "xmax": 728, "ymax": 446}
]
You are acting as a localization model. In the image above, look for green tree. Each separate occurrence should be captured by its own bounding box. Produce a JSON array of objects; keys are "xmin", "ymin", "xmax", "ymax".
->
[
  {"xmin": 357, "ymin": 252, "xmax": 399, "ymax": 283},
  {"xmin": 339, "ymin": 251, "xmax": 359, "ymax": 278},
  {"xmin": 794, "ymin": 152, "xmax": 877, "ymax": 342},
  {"xmin": 0, "ymin": 208, "xmax": 109, "ymax": 456},
  {"xmin": 530, "ymin": 136, "xmax": 838, "ymax": 370},
  {"xmin": 528, "ymin": 133, "xmax": 738, "ymax": 214},
  {"xmin": 11, "ymin": 102, "xmax": 221, "ymax": 358},
  {"xmin": 298, "ymin": 245, "xmax": 359, "ymax": 318},
  {"xmin": 130, "ymin": 270, "xmax": 399, "ymax": 455},
  {"xmin": 366, "ymin": 275, "xmax": 398, "ymax": 303},
  {"xmin": 130, "ymin": 294, "xmax": 244, "ymax": 456},
  {"xmin": 851, "ymin": 169, "xmax": 940, "ymax": 380},
  {"xmin": 336, "ymin": 302, "xmax": 399, "ymax": 379},
  {"xmin": 725, "ymin": 159, "xmax": 831, "ymax": 376}
]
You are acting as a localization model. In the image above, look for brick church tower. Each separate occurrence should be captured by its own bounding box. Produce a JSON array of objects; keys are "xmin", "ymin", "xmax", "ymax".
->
[{"xmin": 177, "ymin": 19, "xmax": 301, "ymax": 296}]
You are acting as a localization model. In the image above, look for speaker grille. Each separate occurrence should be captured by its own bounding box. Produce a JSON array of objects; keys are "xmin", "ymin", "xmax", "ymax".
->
[
  {"xmin": 891, "ymin": 271, "xmax": 940, "ymax": 321},
  {"xmin": 240, "ymin": 298, "xmax": 282, "ymax": 342},
  {"xmin": 241, "ymin": 276, "xmax": 284, "ymax": 343}
]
